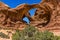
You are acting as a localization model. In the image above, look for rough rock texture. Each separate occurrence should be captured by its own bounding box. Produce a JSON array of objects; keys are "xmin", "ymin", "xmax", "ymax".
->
[
  {"xmin": 0, "ymin": 0, "xmax": 60, "ymax": 37},
  {"xmin": 30, "ymin": 0, "xmax": 60, "ymax": 32},
  {"xmin": 0, "ymin": 2, "xmax": 10, "ymax": 9},
  {"xmin": 0, "ymin": 2, "xmax": 28, "ymax": 30},
  {"xmin": 0, "ymin": 2, "xmax": 41, "ymax": 30}
]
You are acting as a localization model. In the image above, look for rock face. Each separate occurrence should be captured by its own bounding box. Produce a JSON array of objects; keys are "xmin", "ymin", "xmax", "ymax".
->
[
  {"xmin": 0, "ymin": 2, "xmax": 40, "ymax": 30},
  {"xmin": 0, "ymin": 0, "xmax": 60, "ymax": 32},
  {"xmin": 30, "ymin": 0, "xmax": 60, "ymax": 31},
  {"xmin": 0, "ymin": 2, "xmax": 10, "ymax": 10},
  {"xmin": 0, "ymin": 2, "xmax": 29, "ymax": 30}
]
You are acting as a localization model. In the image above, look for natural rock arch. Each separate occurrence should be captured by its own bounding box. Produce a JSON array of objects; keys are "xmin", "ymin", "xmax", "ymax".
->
[
  {"xmin": 30, "ymin": 0, "xmax": 60, "ymax": 32},
  {"xmin": 0, "ymin": 0, "xmax": 60, "ymax": 31},
  {"xmin": 30, "ymin": 4, "xmax": 52, "ymax": 27}
]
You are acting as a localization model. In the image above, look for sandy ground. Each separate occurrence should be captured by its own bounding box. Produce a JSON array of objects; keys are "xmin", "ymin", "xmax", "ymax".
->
[
  {"xmin": 0, "ymin": 29, "xmax": 15, "ymax": 40},
  {"xmin": 0, "ymin": 28, "xmax": 60, "ymax": 40}
]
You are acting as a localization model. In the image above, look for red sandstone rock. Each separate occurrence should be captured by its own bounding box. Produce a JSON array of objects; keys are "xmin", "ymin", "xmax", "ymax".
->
[
  {"xmin": 30, "ymin": 0, "xmax": 60, "ymax": 32},
  {"xmin": 0, "ymin": 0, "xmax": 60, "ymax": 33}
]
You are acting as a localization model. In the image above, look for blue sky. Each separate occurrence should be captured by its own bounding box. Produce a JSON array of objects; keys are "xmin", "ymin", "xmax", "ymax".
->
[{"xmin": 0, "ymin": 0, "xmax": 41, "ymax": 23}]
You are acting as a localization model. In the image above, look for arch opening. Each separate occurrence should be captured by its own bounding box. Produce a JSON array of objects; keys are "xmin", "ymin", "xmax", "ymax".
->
[{"xmin": 23, "ymin": 8, "xmax": 37, "ymax": 24}]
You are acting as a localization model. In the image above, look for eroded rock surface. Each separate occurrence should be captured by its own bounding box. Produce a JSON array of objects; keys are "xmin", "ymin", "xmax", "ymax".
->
[
  {"xmin": 0, "ymin": 2, "xmax": 28, "ymax": 30},
  {"xmin": 0, "ymin": 0, "xmax": 60, "ymax": 36},
  {"xmin": 30, "ymin": 0, "xmax": 60, "ymax": 32}
]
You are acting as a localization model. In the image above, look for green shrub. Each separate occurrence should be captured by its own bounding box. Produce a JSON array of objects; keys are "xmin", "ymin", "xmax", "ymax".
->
[
  {"xmin": 0, "ymin": 32, "xmax": 10, "ymax": 39},
  {"xmin": 12, "ymin": 25, "xmax": 60, "ymax": 40}
]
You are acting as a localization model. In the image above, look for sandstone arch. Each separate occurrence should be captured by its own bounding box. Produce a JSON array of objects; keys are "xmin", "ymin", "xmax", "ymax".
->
[
  {"xmin": 30, "ymin": 0, "xmax": 60, "ymax": 33},
  {"xmin": 0, "ymin": 0, "xmax": 60, "ymax": 31},
  {"xmin": 30, "ymin": 4, "xmax": 52, "ymax": 27}
]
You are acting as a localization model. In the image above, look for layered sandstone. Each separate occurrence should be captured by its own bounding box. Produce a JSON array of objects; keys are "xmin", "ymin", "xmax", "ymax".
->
[
  {"xmin": 0, "ymin": 2, "xmax": 28, "ymax": 30},
  {"xmin": 30, "ymin": 0, "xmax": 60, "ymax": 34},
  {"xmin": 0, "ymin": 0, "xmax": 60, "ymax": 37}
]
